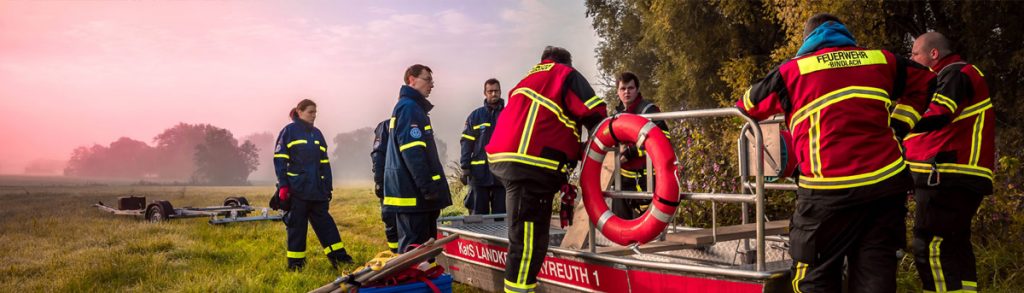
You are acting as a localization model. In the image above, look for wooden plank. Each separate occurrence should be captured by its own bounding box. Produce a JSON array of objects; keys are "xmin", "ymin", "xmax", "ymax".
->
[
  {"xmin": 665, "ymin": 220, "xmax": 790, "ymax": 245},
  {"xmin": 559, "ymin": 154, "xmax": 619, "ymax": 249}
]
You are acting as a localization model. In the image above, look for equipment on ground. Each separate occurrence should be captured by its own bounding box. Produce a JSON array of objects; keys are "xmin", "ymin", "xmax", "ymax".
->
[
  {"xmin": 310, "ymin": 234, "xmax": 459, "ymax": 293},
  {"xmin": 93, "ymin": 195, "xmax": 283, "ymax": 224}
]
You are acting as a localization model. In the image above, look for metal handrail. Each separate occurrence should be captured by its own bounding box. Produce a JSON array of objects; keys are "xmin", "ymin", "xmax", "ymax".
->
[{"xmin": 595, "ymin": 107, "xmax": 771, "ymax": 271}]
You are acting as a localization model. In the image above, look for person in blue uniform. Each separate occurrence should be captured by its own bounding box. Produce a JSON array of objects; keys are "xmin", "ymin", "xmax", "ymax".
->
[
  {"xmin": 371, "ymin": 118, "xmax": 400, "ymax": 252},
  {"xmin": 459, "ymin": 78, "xmax": 505, "ymax": 215}
]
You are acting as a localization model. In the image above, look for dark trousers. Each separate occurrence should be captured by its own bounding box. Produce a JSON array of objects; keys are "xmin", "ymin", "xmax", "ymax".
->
[
  {"xmin": 491, "ymin": 162, "xmax": 566, "ymax": 292},
  {"xmin": 789, "ymin": 193, "xmax": 907, "ymax": 293},
  {"xmin": 468, "ymin": 184, "xmax": 507, "ymax": 215},
  {"xmin": 611, "ymin": 174, "xmax": 651, "ymax": 219},
  {"xmin": 396, "ymin": 210, "xmax": 440, "ymax": 253},
  {"xmin": 912, "ymin": 186, "xmax": 984, "ymax": 292},
  {"xmin": 379, "ymin": 199, "xmax": 400, "ymax": 252},
  {"xmin": 285, "ymin": 198, "xmax": 344, "ymax": 263}
]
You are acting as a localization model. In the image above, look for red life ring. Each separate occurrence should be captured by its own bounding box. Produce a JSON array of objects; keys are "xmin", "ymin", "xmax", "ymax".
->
[{"xmin": 580, "ymin": 114, "xmax": 680, "ymax": 246}]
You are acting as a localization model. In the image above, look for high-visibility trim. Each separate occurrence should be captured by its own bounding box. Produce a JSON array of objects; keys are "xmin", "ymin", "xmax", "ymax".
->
[
  {"xmin": 314, "ymin": 140, "xmax": 320, "ymax": 145},
  {"xmin": 971, "ymin": 65, "xmax": 984, "ymax": 76},
  {"xmin": 387, "ymin": 242, "xmax": 399, "ymax": 249},
  {"xmin": 399, "ymin": 141, "xmax": 427, "ymax": 151},
  {"xmin": 809, "ymin": 112, "xmax": 823, "ymax": 177},
  {"xmin": 970, "ymin": 112, "xmax": 984, "ymax": 165},
  {"xmin": 792, "ymin": 262, "xmax": 808, "ymax": 293},
  {"xmin": 320, "ymin": 159, "xmax": 329, "ymax": 164},
  {"xmin": 892, "ymin": 104, "xmax": 921, "ymax": 128},
  {"xmin": 504, "ymin": 279, "xmax": 537, "ymax": 293},
  {"xmin": 319, "ymin": 146, "xmax": 327, "ymax": 152},
  {"xmin": 383, "ymin": 196, "xmax": 416, "ymax": 206},
  {"xmin": 473, "ymin": 123, "xmax": 492, "ymax": 130},
  {"xmin": 323, "ymin": 242, "xmax": 344, "ymax": 254},
  {"xmin": 907, "ymin": 161, "xmax": 993, "ymax": 181},
  {"xmin": 287, "ymin": 139, "xmax": 308, "ymax": 148},
  {"xmin": 796, "ymin": 49, "xmax": 887, "ymax": 75},
  {"xmin": 461, "ymin": 134, "xmax": 477, "ymax": 141},
  {"xmin": 471, "ymin": 160, "xmax": 486, "ymax": 165},
  {"xmin": 528, "ymin": 63, "xmax": 554, "ymax": 75},
  {"xmin": 962, "ymin": 280, "xmax": 978, "ymax": 291},
  {"xmin": 790, "ymin": 86, "xmax": 890, "ymax": 129},
  {"xmin": 287, "ymin": 172, "xmax": 299, "ymax": 177},
  {"xmin": 584, "ymin": 95, "xmax": 604, "ymax": 109},
  {"xmin": 389, "ymin": 117, "xmax": 396, "ymax": 129},
  {"xmin": 620, "ymin": 169, "xmax": 641, "ymax": 178},
  {"xmin": 488, "ymin": 152, "xmax": 561, "ymax": 171},
  {"xmin": 287, "ymin": 251, "xmax": 306, "ymax": 258},
  {"xmin": 512, "ymin": 87, "xmax": 579, "ymax": 137},
  {"xmin": 742, "ymin": 88, "xmax": 754, "ymax": 111},
  {"xmin": 799, "ymin": 158, "xmax": 907, "ymax": 189},
  {"xmin": 904, "ymin": 132, "xmax": 923, "ymax": 141},
  {"xmin": 274, "ymin": 154, "xmax": 290, "ymax": 159},
  {"xmin": 424, "ymin": 125, "xmax": 432, "ymax": 131},
  {"xmin": 516, "ymin": 221, "xmax": 535, "ymax": 285},
  {"xmin": 431, "ymin": 174, "xmax": 441, "ymax": 181},
  {"xmin": 929, "ymin": 236, "xmax": 947, "ymax": 292},
  {"xmin": 931, "ymin": 93, "xmax": 957, "ymax": 113},
  {"xmin": 517, "ymin": 103, "xmax": 540, "ymax": 153},
  {"xmin": 953, "ymin": 98, "xmax": 991, "ymax": 123}
]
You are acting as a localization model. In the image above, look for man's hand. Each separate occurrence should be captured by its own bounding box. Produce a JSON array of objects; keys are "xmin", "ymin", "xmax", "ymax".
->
[
  {"xmin": 558, "ymin": 184, "xmax": 578, "ymax": 228},
  {"xmin": 460, "ymin": 168, "xmax": 470, "ymax": 185}
]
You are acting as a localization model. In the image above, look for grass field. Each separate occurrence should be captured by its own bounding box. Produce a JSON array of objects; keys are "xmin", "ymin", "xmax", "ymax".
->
[{"xmin": 0, "ymin": 178, "xmax": 481, "ymax": 292}]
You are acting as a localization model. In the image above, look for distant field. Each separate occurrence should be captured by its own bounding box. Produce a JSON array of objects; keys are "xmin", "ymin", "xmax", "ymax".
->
[{"xmin": 0, "ymin": 176, "xmax": 479, "ymax": 292}]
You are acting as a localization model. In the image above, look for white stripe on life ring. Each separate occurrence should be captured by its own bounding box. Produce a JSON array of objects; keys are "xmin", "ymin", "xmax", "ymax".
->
[
  {"xmin": 635, "ymin": 121, "xmax": 657, "ymax": 148},
  {"xmin": 596, "ymin": 210, "xmax": 614, "ymax": 231},
  {"xmin": 650, "ymin": 205, "xmax": 673, "ymax": 223}
]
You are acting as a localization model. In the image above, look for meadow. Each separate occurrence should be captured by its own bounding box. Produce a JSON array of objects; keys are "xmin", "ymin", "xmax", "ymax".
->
[{"xmin": 0, "ymin": 176, "xmax": 479, "ymax": 292}]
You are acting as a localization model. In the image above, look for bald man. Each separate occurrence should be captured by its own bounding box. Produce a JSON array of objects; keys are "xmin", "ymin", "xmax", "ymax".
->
[{"xmin": 906, "ymin": 32, "xmax": 994, "ymax": 293}]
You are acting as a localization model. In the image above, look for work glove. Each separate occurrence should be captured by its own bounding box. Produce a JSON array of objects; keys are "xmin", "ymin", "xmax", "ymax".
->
[
  {"xmin": 374, "ymin": 183, "xmax": 384, "ymax": 198},
  {"xmin": 460, "ymin": 168, "xmax": 470, "ymax": 185},
  {"xmin": 278, "ymin": 186, "xmax": 290, "ymax": 201},
  {"xmin": 558, "ymin": 183, "xmax": 578, "ymax": 228}
]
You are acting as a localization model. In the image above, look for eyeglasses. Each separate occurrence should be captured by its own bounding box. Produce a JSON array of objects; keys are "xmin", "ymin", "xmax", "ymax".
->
[{"xmin": 418, "ymin": 76, "xmax": 434, "ymax": 84}]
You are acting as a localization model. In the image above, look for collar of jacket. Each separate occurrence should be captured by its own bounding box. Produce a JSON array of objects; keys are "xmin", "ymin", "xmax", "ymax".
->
[
  {"xmin": 291, "ymin": 116, "xmax": 314, "ymax": 131},
  {"xmin": 931, "ymin": 53, "xmax": 964, "ymax": 72},
  {"xmin": 484, "ymin": 98, "xmax": 505, "ymax": 111},
  {"xmin": 400, "ymin": 85, "xmax": 434, "ymax": 113},
  {"xmin": 796, "ymin": 21, "xmax": 857, "ymax": 56},
  {"xmin": 615, "ymin": 93, "xmax": 645, "ymax": 113}
]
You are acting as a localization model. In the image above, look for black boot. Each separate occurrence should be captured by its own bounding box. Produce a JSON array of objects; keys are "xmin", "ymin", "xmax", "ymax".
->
[
  {"xmin": 327, "ymin": 248, "xmax": 355, "ymax": 268},
  {"xmin": 287, "ymin": 258, "xmax": 305, "ymax": 271}
]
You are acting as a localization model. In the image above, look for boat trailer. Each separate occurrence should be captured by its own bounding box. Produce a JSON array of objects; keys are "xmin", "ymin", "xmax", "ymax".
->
[{"xmin": 93, "ymin": 195, "xmax": 284, "ymax": 224}]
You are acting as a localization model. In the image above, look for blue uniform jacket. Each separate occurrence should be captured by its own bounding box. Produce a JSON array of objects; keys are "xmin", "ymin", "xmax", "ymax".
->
[
  {"xmin": 383, "ymin": 85, "xmax": 452, "ymax": 212},
  {"xmin": 459, "ymin": 99, "xmax": 504, "ymax": 186},
  {"xmin": 273, "ymin": 118, "xmax": 333, "ymax": 201},
  {"xmin": 371, "ymin": 119, "xmax": 389, "ymax": 198}
]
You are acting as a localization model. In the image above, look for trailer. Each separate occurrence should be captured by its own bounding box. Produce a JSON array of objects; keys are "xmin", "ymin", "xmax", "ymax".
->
[
  {"xmin": 93, "ymin": 195, "xmax": 283, "ymax": 225},
  {"xmin": 436, "ymin": 108, "xmax": 798, "ymax": 292}
]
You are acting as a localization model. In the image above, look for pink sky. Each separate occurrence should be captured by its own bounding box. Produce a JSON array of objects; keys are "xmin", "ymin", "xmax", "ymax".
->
[{"xmin": 0, "ymin": 0, "xmax": 601, "ymax": 174}]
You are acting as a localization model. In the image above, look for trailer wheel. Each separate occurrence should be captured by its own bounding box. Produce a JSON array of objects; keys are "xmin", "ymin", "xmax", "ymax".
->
[
  {"xmin": 224, "ymin": 196, "xmax": 250, "ymax": 207},
  {"xmin": 145, "ymin": 201, "xmax": 173, "ymax": 222}
]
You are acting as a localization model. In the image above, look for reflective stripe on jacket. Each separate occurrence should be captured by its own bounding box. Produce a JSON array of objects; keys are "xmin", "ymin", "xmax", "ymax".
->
[
  {"xmin": 273, "ymin": 117, "xmax": 333, "ymax": 201},
  {"xmin": 382, "ymin": 85, "xmax": 452, "ymax": 212},
  {"xmin": 460, "ymin": 99, "xmax": 503, "ymax": 186}
]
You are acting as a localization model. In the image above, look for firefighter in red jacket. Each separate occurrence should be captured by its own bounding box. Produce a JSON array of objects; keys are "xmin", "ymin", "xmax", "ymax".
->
[
  {"xmin": 486, "ymin": 46, "xmax": 607, "ymax": 293},
  {"xmin": 737, "ymin": 14, "xmax": 934, "ymax": 292},
  {"xmin": 906, "ymin": 32, "xmax": 993, "ymax": 293},
  {"xmin": 610, "ymin": 71, "xmax": 670, "ymax": 219}
]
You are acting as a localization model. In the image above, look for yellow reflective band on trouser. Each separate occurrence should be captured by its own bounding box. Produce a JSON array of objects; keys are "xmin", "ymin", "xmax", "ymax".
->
[
  {"xmin": 584, "ymin": 95, "xmax": 604, "ymax": 109},
  {"xmin": 799, "ymin": 158, "xmax": 906, "ymax": 189},
  {"xmin": 471, "ymin": 160, "xmax": 486, "ymax": 165},
  {"xmin": 796, "ymin": 49, "xmax": 888, "ymax": 75},
  {"xmin": 892, "ymin": 104, "xmax": 922, "ymax": 128},
  {"xmin": 488, "ymin": 152, "xmax": 561, "ymax": 172},
  {"xmin": 742, "ymin": 87, "xmax": 754, "ymax": 111},
  {"xmin": 907, "ymin": 161, "xmax": 993, "ymax": 181},
  {"xmin": 287, "ymin": 172, "xmax": 299, "ymax": 176},
  {"xmin": 504, "ymin": 279, "xmax": 537, "ymax": 293},
  {"xmin": 320, "ymin": 159, "xmax": 329, "ymax": 164},
  {"xmin": 962, "ymin": 280, "xmax": 978, "ymax": 292},
  {"xmin": 792, "ymin": 262, "xmax": 808, "ymax": 293},
  {"xmin": 287, "ymin": 139, "xmax": 308, "ymax": 148},
  {"xmin": 323, "ymin": 242, "xmax": 345, "ymax": 254},
  {"xmin": 432, "ymin": 174, "xmax": 441, "ymax": 181},
  {"xmin": 515, "ymin": 221, "xmax": 535, "ymax": 286},
  {"xmin": 512, "ymin": 87, "xmax": 579, "ymax": 138},
  {"xmin": 932, "ymin": 93, "xmax": 957, "ymax": 113},
  {"xmin": 517, "ymin": 103, "xmax": 540, "ymax": 153},
  {"xmin": 387, "ymin": 242, "xmax": 399, "ymax": 249},
  {"xmin": 929, "ymin": 236, "xmax": 947, "ymax": 292},
  {"xmin": 790, "ymin": 86, "xmax": 890, "ymax": 129},
  {"xmin": 274, "ymin": 154, "xmax": 290, "ymax": 159},
  {"xmin": 952, "ymin": 98, "xmax": 992, "ymax": 123},
  {"xmin": 383, "ymin": 196, "xmax": 417, "ymax": 206},
  {"xmin": 473, "ymin": 123, "xmax": 492, "ymax": 130},
  {"xmin": 287, "ymin": 251, "xmax": 306, "ymax": 258},
  {"xmin": 461, "ymin": 134, "xmax": 476, "ymax": 141},
  {"xmin": 399, "ymin": 141, "xmax": 427, "ymax": 151}
]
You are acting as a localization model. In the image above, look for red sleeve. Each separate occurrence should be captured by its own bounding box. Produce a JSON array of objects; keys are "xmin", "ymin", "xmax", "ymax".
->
[{"xmin": 737, "ymin": 67, "xmax": 788, "ymax": 121}]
